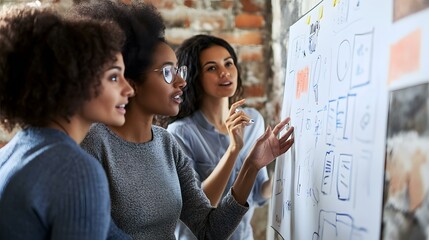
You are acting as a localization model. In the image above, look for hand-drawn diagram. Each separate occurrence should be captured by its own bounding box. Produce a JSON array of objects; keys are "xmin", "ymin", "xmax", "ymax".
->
[
  {"xmin": 309, "ymin": 21, "xmax": 321, "ymax": 53},
  {"xmin": 321, "ymin": 151, "xmax": 335, "ymax": 195},
  {"xmin": 273, "ymin": 0, "xmax": 388, "ymax": 239},
  {"xmin": 337, "ymin": 154, "xmax": 353, "ymax": 201},
  {"xmin": 313, "ymin": 210, "xmax": 367, "ymax": 240},
  {"xmin": 350, "ymin": 30, "xmax": 374, "ymax": 89},
  {"xmin": 337, "ymin": 40, "xmax": 352, "ymax": 82}
]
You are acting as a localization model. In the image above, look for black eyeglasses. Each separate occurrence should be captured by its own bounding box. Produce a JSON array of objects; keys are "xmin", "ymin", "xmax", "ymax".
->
[{"xmin": 153, "ymin": 65, "xmax": 188, "ymax": 84}]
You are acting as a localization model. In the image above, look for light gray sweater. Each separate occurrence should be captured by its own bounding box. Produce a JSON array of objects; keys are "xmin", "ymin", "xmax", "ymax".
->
[{"xmin": 81, "ymin": 123, "xmax": 248, "ymax": 240}]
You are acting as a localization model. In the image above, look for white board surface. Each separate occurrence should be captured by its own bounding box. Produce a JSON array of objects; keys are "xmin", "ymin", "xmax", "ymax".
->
[{"xmin": 271, "ymin": 0, "xmax": 429, "ymax": 239}]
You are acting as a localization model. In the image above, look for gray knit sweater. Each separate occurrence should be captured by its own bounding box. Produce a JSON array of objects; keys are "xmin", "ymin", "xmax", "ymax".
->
[{"xmin": 81, "ymin": 123, "xmax": 248, "ymax": 240}]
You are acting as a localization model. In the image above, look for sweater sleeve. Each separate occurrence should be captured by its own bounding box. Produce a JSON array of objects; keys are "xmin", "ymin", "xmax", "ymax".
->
[
  {"xmin": 174, "ymin": 140, "xmax": 248, "ymax": 239},
  {"xmin": 49, "ymin": 150, "xmax": 112, "ymax": 240}
]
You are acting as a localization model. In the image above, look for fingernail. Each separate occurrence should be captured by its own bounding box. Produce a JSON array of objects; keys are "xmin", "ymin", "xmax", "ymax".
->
[{"xmin": 235, "ymin": 108, "xmax": 241, "ymax": 113}]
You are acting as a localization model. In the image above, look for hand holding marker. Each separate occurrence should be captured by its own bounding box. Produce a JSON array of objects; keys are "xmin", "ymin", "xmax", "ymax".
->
[{"xmin": 235, "ymin": 108, "xmax": 255, "ymax": 124}]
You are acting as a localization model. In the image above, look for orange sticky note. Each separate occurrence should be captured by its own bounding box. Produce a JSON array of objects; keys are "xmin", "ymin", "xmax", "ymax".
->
[
  {"xmin": 388, "ymin": 29, "xmax": 421, "ymax": 84},
  {"xmin": 296, "ymin": 67, "xmax": 309, "ymax": 99}
]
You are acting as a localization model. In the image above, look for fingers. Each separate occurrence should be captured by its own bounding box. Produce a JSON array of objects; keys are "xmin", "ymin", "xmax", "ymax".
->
[
  {"xmin": 278, "ymin": 126, "xmax": 294, "ymax": 142},
  {"xmin": 226, "ymin": 99, "xmax": 254, "ymax": 127},
  {"xmin": 272, "ymin": 117, "xmax": 291, "ymax": 136},
  {"xmin": 279, "ymin": 138, "xmax": 294, "ymax": 154},
  {"xmin": 229, "ymin": 99, "xmax": 246, "ymax": 115},
  {"xmin": 278, "ymin": 127, "xmax": 294, "ymax": 154}
]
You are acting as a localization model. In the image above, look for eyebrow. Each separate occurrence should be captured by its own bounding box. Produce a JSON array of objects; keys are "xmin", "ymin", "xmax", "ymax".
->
[
  {"xmin": 202, "ymin": 56, "xmax": 233, "ymax": 68},
  {"xmin": 109, "ymin": 66, "xmax": 123, "ymax": 71},
  {"xmin": 161, "ymin": 61, "xmax": 175, "ymax": 67}
]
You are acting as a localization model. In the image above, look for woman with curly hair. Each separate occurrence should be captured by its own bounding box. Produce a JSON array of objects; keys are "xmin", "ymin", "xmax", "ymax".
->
[
  {"xmin": 75, "ymin": 1, "xmax": 294, "ymax": 239},
  {"xmin": 0, "ymin": 5, "xmax": 134, "ymax": 240},
  {"xmin": 167, "ymin": 34, "xmax": 271, "ymax": 240}
]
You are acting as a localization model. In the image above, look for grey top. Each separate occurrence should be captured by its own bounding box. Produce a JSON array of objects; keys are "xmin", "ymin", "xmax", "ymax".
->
[
  {"xmin": 0, "ymin": 127, "xmax": 128, "ymax": 240},
  {"xmin": 80, "ymin": 123, "xmax": 248, "ymax": 240},
  {"xmin": 168, "ymin": 108, "xmax": 269, "ymax": 240}
]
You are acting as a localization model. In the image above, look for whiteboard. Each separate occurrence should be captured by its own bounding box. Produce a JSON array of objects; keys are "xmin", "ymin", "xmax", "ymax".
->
[{"xmin": 271, "ymin": 0, "xmax": 429, "ymax": 239}]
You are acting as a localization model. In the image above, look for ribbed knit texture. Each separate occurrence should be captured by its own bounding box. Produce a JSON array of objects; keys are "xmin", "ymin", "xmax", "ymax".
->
[
  {"xmin": 81, "ymin": 123, "xmax": 248, "ymax": 240},
  {"xmin": 0, "ymin": 127, "xmax": 129, "ymax": 240}
]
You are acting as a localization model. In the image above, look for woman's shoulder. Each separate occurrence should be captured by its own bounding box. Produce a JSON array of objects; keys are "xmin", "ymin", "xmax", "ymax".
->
[
  {"xmin": 80, "ymin": 123, "xmax": 114, "ymax": 158},
  {"xmin": 152, "ymin": 125, "xmax": 178, "ymax": 142},
  {"xmin": 243, "ymin": 107, "xmax": 262, "ymax": 117},
  {"xmin": 167, "ymin": 116, "xmax": 196, "ymax": 133}
]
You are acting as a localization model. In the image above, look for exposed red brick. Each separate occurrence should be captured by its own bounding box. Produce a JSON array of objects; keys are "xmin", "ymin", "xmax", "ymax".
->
[
  {"xmin": 218, "ymin": 31, "xmax": 263, "ymax": 45},
  {"xmin": 163, "ymin": 13, "xmax": 190, "ymax": 28},
  {"xmin": 144, "ymin": 0, "xmax": 175, "ymax": 9},
  {"xmin": 240, "ymin": 0, "xmax": 262, "ymax": 12},
  {"xmin": 243, "ymin": 84, "xmax": 265, "ymax": 97},
  {"xmin": 235, "ymin": 13, "xmax": 264, "ymax": 29},
  {"xmin": 220, "ymin": 0, "xmax": 234, "ymax": 9},
  {"xmin": 184, "ymin": 0, "xmax": 194, "ymax": 8},
  {"xmin": 183, "ymin": 17, "xmax": 191, "ymax": 28}
]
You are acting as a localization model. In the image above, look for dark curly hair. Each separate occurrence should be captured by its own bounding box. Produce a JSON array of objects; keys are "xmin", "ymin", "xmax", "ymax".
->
[
  {"xmin": 171, "ymin": 34, "xmax": 244, "ymax": 123},
  {"xmin": 72, "ymin": 1, "xmax": 166, "ymax": 84},
  {"xmin": 0, "ymin": 6, "xmax": 124, "ymax": 132}
]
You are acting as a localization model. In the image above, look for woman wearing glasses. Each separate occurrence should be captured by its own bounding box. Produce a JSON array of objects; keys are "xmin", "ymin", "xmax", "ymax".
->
[
  {"xmin": 76, "ymin": 1, "xmax": 294, "ymax": 239},
  {"xmin": 167, "ymin": 34, "xmax": 272, "ymax": 240}
]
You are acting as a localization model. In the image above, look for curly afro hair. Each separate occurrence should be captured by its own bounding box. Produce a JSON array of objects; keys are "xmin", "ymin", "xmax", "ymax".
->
[
  {"xmin": 72, "ymin": 1, "xmax": 166, "ymax": 84},
  {"xmin": 0, "ymin": 6, "xmax": 125, "ymax": 132}
]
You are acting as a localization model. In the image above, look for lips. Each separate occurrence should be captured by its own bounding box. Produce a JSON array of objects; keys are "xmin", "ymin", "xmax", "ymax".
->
[
  {"xmin": 219, "ymin": 81, "xmax": 232, "ymax": 86},
  {"xmin": 115, "ymin": 103, "xmax": 128, "ymax": 114},
  {"xmin": 172, "ymin": 92, "xmax": 183, "ymax": 103}
]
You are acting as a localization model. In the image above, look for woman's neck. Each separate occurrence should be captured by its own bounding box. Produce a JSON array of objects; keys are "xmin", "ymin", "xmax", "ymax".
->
[
  {"xmin": 109, "ymin": 105, "xmax": 154, "ymax": 143},
  {"xmin": 200, "ymin": 97, "xmax": 230, "ymax": 133},
  {"xmin": 48, "ymin": 116, "xmax": 91, "ymax": 144}
]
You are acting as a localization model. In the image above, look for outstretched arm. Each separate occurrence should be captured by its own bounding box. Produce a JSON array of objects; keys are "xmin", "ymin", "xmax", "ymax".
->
[
  {"xmin": 232, "ymin": 117, "xmax": 294, "ymax": 205},
  {"xmin": 202, "ymin": 99, "xmax": 252, "ymax": 206}
]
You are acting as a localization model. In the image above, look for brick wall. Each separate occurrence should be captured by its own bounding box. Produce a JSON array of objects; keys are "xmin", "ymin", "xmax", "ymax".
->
[
  {"xmin": 156, "ymin": 0, "xmax": 273, "ymax": 124},
  {"xmin": 0, "ymin": 0, "xmax": 274, "ymax": 125}
]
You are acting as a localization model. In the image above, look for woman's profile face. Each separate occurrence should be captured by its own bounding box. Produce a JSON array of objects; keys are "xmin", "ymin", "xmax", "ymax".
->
[
  {"xmin": 199, "ymin": 45, "xmax": 238, "ymax": 100},
  {"xmin": 80, "ymin": 53, "xmax": 134, "ymax": 126},
  {"xmin": 134, "ymin": 42, "xmax": 187, "ymax": 117}
]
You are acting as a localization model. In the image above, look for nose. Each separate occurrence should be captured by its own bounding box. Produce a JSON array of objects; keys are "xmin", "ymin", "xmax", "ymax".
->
[
  {"xmin": 173, "ymin": 74, "xmax": 187, "ymax": 89},
  {"xmin": 220, "ymin": 72, "xmax": 230, "ymax": 77},
  {"xmin": 219, "ymin": 67, "xmax": 231, "ymax": 78},
  {"xmin": 121, "ymin": 77, "xmax": 135, "ymax": 97}
]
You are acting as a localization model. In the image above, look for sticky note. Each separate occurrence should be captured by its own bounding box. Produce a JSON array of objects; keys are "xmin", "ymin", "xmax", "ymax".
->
[
  {"xmin": 319, "ymin": 6, "xmax": 324, "ymax": 19},
  {"xmin": 307, "ymin": 15, "xmax": 311, "ymax": 24}
]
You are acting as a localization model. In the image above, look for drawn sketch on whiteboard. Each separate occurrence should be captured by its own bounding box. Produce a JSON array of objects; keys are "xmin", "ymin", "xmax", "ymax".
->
[
  {"xmin": 313, "ymin": 210, "xmax": 368, "ymax": 240},
  {"xmin": 273, "ymin": 1, "xmax": 389, "ymax": 239},
  {"xmin": 382, "ymin": 83, "xmax": 429, "ymax": 240}
]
